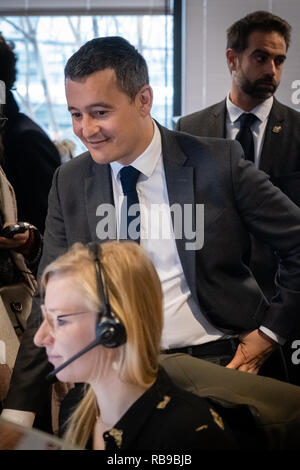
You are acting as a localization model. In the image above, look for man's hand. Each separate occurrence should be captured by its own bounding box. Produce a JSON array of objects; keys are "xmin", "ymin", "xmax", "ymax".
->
[{"xmin": 226, "ymin": 329, "xmax": 277, "ymax": 374}]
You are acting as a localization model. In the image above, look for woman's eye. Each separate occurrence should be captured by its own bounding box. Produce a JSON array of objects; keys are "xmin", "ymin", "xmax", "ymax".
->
[{"xmin": 57, "ymin": 317, "xmax": 68, "ymax": 327}]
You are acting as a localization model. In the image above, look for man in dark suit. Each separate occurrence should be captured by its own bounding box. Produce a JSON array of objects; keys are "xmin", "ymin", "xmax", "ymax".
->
[
  {"xmin": 176, "ymin": 11, "xmax": 300, "ymax": 384},
  {"xmin": 3, "ymin": 36, "xmax": 300, "ymax": 428},
  {"xmin": 0, "ymin": 32, "xmax": 61, "ymax": 233}
]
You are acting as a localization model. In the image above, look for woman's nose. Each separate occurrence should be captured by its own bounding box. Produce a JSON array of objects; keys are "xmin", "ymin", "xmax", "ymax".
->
[{"xmin": 33, "ymin": 319, "xmax": 55, "ymax": 348}]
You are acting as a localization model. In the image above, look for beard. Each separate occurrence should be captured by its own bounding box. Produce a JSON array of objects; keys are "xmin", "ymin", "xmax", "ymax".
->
[{"xmin": 236, "ymin": 71, "xmax": 278, "ymax": 100}]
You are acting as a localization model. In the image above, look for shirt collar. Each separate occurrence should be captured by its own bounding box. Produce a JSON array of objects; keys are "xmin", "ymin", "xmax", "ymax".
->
[
  {"xmin": 226, "ymin": 92, "xmax": 273, "ymax": 124},
  {"xmin": 110, "ymin": 120, "xmax": 162, "ymax": 181}
]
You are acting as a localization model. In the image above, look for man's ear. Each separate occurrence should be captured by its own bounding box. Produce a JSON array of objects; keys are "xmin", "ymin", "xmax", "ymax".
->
[
  {"xmin": 136, "ymin": 85, "xmax": 153, "ymax": 117},
  {"xmin": 226, "ymin": 48, "xmax": 239, "ymax": 74}
]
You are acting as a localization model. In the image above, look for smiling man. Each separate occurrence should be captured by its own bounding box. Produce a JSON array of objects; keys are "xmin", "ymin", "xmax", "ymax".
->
[
  {"xmin": 3, "ymin": 35, "xmax": 300, "ymax": 429},
  {"xmin": 66, "ymin": 68, "xmax": 154, "ymax": 166}
]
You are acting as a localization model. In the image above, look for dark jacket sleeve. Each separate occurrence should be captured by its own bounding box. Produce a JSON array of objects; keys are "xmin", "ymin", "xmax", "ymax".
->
[
  {"xmin": 4, "ymin": 126, "xmax": 61, "ymax": 234},
  {"xmin": 4, "ymin": 167, "xmax": 67, "ymax": 411},
  {"xmin": 229, "ymin": 140, "xmax": 300, "ymax": 337}
]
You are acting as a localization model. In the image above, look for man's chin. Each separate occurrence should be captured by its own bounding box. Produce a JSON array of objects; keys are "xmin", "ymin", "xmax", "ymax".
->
[
  {"xmin": 88, "ymin": 148, "xmax": 114, "ymax": 165},
  {"xmin": 253, "ymin": 85, "xmax": 276, "ymax": 99}
]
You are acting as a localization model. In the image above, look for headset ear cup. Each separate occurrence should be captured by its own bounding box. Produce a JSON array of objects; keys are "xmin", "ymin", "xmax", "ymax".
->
[
  {"xmin": 87, "ymin": 242, "xmax": 127, "ymax": 348},
  {"xmin": 96, "ymin": 316, "xmax": 126, "ymax": 348}
]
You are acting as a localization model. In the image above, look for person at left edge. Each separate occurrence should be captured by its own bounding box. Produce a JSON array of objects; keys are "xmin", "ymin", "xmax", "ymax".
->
[
  {"xmin": 0, "ymin": 32, "xmax": 61, "ymax": 233},
  {"xmin": 3, "ymin": 36, "xmax": 300, "ymax": 427}
]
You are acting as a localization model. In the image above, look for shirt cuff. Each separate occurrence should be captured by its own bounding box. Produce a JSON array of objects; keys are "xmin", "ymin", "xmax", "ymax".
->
[
  {"xmin": 259, "ymin": 326, "xmax": 286, "ymax": 346},
  {"xmin": 1, "ymin": 409, "xmax": 35, "ymax": 428}
]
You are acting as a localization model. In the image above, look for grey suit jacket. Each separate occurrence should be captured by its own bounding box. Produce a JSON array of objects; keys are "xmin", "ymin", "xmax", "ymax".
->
[
  {"xmin": 176, "ymin": 98, "xmax": 300, "ymax": 205},
  {"xmin": 6, "ymin": 123, "xmax": 300, "ymax": 411}
]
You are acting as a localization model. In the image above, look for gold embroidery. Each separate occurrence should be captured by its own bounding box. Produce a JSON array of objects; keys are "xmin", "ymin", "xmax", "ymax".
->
[
  {"xmin": 209, "ymin": 408, "xmax": 224, "ymax": 430},
  {"xmin": 195, "ymin": 425, "xmax": 208, "ymax": 432},
  {"xmin": 156, "ymin": 395, "xmax": 171, "ymax": 409},
  {"xmin": 109, "ymin": 428, "xmax": 123, "ymax": 448}
]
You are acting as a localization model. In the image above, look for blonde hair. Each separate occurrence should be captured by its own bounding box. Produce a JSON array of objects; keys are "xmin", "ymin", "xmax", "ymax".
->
[{"xmin": 41, "ymin": 241, "xmax": 163, "ymax": 448}]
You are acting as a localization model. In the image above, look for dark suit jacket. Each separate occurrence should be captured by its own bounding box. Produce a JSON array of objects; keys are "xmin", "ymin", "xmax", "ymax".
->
[
  {"xmin": 6, "ymin": 123, "xmax": 300, "ymax": 411},
  {"xmin": 176, "ymin": 98, "xmax": 300, "ymax": 203},
  {"xmin": 2, "ymin": 92, "xmax": 61, "ymax": 233},
  {"xmin": 176, "ymin": 98, "xmax": 300, "ymax": 299}
]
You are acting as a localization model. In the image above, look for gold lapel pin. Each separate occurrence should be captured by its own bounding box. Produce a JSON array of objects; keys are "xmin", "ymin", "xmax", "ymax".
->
[{"xmin": 272, "ymin": 125, "xmax": 282, "ymax": 134}]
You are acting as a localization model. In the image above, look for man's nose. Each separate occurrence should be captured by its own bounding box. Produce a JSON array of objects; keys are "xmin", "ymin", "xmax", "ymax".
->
[
  {"xmin": 33, "ymin": 319, "xmax": 54, "ymax": 348},
  {"xmin": 265, "ymin": 58, "xmax": 276, "ymax": 76},
  {"xmin": 81, "ymin": 115, "xmax": 99, "ymax": 139}
]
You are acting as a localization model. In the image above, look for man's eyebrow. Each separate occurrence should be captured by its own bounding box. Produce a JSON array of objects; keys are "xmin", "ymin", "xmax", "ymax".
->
[
  {"xmin": 68, "ymin": 102, "xmax": 114, "ymax": 112},
  {"xmin": 251, "ymin": 48, "xmax": 286, "ymax": 59}
]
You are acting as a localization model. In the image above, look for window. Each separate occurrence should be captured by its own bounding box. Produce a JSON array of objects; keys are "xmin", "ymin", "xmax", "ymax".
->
[{"xmin": 0, "ymin": 5, "xmax": 174, "ymax": 156}]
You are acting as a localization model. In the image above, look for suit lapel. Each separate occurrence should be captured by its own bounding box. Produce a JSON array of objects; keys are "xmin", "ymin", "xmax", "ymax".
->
[
  {"xmin": 259, "ymin": 98, "xmax": 286, "ymax": 174},
  {"xmin": 212, "ymin": 100, "xmax": 227, "ymax": 137},
  {"xmin": 85, "ymin": 162, "xmax": 116, "ymax": 241},
  {"xmin": 159, "ymin": 125, "xmax": 198, "ymax": 302}
]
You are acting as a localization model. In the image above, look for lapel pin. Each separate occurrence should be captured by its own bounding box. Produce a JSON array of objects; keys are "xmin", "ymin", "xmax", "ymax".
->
[{"xmin": 272, "ymin": 125, "xmax": 282, "ymax": 134}]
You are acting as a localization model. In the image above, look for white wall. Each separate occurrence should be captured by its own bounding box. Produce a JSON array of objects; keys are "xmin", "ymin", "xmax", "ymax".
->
[{"xmin": 181, "ymin": 0, "xmax": 300, "ymax": 115}]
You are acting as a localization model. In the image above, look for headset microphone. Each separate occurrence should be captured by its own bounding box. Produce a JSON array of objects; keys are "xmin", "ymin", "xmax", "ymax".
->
[
  {"xmin": 46, "ymin": 242, "xmax": 126, "ymax": 380},
  {"xmin": 46, "ymin": 338, "xmax": 100, "ymax": 379}
]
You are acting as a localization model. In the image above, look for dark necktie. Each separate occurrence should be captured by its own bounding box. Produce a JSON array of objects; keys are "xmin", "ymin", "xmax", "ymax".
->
[
  {"xmin": 235, "ymin": 113, "xmax": 258, "ymax": 163},
  {"xmin": 119, "ymin": 166, "xmax": 140, "ymax": 243}
]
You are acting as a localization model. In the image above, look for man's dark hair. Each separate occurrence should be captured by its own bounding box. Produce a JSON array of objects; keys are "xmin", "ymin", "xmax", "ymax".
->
[
  {"xmin": 0, "ymin": 32, "xmax": 17, "ymax": 90},
  {"xmin": 227, "ymin": 10, "xmax": 291, "ymax": 52},
  {"xmin": 64, "ymin": 36, "xmax": 149, "ymax": 100}
]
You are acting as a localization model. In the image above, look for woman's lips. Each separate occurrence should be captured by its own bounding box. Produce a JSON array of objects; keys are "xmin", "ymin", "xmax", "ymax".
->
[{"xmin": 47, "ymin": 355, "xmax": 61, "ymax": 364}]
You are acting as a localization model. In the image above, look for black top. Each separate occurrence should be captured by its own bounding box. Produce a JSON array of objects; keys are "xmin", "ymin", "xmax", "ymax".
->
[{"xmin": 59, "ymin": 368, "xmax": 240, "ymax": 450}]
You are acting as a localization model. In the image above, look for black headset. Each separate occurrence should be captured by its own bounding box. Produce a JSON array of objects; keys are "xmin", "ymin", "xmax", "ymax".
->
[{"xmin": 88, "ymin": 242, "xmax": 127, "ymax": 348}]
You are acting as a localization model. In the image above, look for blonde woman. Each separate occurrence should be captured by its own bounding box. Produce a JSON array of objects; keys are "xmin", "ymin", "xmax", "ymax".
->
[{"xmin": 34, "ymin": 241, "xmax": 238, "ymax": 450}]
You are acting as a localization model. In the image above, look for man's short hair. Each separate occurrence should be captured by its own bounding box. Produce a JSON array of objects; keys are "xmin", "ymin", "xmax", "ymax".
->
[
  {"xmin": 0, "ymin": 33, "xmax": 17, "ymax": 90},
  {"xmin": 227, "ymin": 10, "xmax": 291, "ymax": 52},
  {"xmin": 64, "ymin": 36, "xmax": 149, "ymax": 101}
]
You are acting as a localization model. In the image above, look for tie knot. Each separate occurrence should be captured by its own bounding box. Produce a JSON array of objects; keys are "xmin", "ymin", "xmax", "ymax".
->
[
  {"xmin": 238, "ymin": 113, "xmax": 258, "ymax": 129},
  {"xmin": 119, "ymin": 166, "xmax": 140, "ymax": 196}
]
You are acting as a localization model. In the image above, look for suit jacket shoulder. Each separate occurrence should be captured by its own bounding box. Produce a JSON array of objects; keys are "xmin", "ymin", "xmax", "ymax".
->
[
  {"xmin": 176, "ymin": 100, "xmax": 226, "ymax": 137},
  {"xmin": 271, "ymin": 98, "xmax": 300, "ymax": 122},
  {"xmin": 260, "ymin": 98, "xmax": 300, "ymax": 180},
  {"xmin": 56, "ymin": 150, "xmax": 93, "ymax": 177}
]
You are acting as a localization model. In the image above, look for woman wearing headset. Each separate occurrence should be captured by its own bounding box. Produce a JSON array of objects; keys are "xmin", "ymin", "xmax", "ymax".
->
[{"xmin": 34, "ymin": 241, "xmax": 238, "ymax": 450}]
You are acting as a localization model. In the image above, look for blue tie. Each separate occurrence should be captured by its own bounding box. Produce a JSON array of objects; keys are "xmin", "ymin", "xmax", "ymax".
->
[
  {"xmin": 119, "ymin": 166, "xmax": 140, "ymax": 243},
  {"xmin": 235, "ymin": 113, "xmax": 258, "ymax": 162}
]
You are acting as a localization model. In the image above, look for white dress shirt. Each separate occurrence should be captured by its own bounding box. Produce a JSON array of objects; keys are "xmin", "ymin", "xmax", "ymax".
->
[
  {"xmin": 111, "ymin": 121, "xmax": 226, "ymax": 349},
  {"xmin": 226, "ymin": 94, "xmax": 273, "ymax": 168}
]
